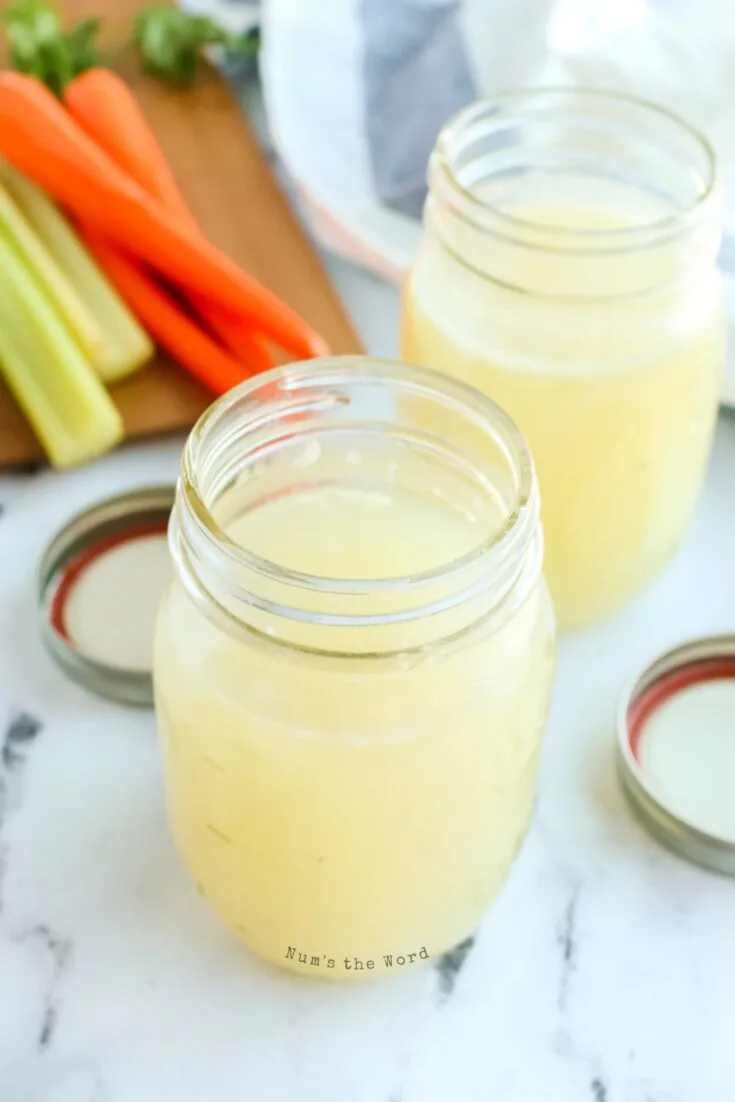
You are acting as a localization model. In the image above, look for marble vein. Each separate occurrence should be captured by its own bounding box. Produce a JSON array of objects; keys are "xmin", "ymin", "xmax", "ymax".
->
[
  {"xmin": 22, "ymin": 923, "xmax": 74, "ymax": 1053},
  {"xmin": 2, "ymin": 712, "xmax": 43, "ymax": 773},
  {"xmin": 0, "ymin": 712, "xmax": 43, "ymax": 915},
  {"xmin": 556, "ymin": 885, "xmax": 580, "ymax": 1012},
  {"xmin": 0, "ymin": 711, "xmax": 73, "ymax": 1059},
  {"xmin": 590, "ymin": 1077, "xmax": 608, "ymax": 1102},
  {"xmin": 434, "ymin": 934, "xmax": 475, "ymax": 1002}
]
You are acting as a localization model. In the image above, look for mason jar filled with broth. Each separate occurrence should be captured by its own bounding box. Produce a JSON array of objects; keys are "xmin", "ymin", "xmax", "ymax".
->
[
  {"xmin": 154, "ymin": 358, "xmax": 555, "ymax": 979},
  {"xmin": 402, "ymin": 89, "xmax": 725, "ymax": 630}
]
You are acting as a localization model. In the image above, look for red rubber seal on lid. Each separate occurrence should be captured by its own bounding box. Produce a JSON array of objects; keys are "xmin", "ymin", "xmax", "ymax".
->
[
  {"xmin": 626, "ymin": 656, "xmax": 735, "ymax": 761},
  {"xmin": 49, "ymin": 521, "xmax": 169, "ymax": 645}
]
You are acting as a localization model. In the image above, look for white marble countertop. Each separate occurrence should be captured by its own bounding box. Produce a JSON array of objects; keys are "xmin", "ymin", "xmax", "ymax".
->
[{"xmin": 2, "ymin": 250, "xmax": 735, "ymax": 1102}]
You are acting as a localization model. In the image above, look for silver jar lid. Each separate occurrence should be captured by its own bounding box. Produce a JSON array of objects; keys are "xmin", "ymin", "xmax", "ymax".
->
[
  {"xmin": 617, "ymin": 634, "xmax": 735, "ymax": 875},
  {"xmin": 37, "ymin": 485, "xmax": 176, "ymax": 707}
]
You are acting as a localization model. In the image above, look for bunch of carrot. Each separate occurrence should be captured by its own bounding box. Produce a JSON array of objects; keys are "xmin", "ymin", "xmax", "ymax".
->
[{"xmin": 0, "ymin": 20, "xmax": 328, "ymax": 398}]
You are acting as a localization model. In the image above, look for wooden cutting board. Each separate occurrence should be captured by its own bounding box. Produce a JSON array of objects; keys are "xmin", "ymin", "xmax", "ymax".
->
[{"xmin": 0, "ymin": 0, "xmax": 362, "ymax": 468}]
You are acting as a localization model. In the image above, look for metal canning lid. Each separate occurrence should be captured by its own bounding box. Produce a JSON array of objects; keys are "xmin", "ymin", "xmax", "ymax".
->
[
  {"xmin": 617, "ymin": 634, "xmax": 735, "ymax": 875},
  {"xmin": 37, "ymin": 485, "xmax": 176, "ymax": 708}
]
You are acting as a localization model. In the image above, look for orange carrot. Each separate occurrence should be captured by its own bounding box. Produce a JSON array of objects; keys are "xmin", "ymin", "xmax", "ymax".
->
[
  {"xmin": 65, "ymin": 69, "xmax": 195, "ymax": 227},
  {"xmin": 83, "ymin": 228, "xmax": 254, "ymax": 396},
  {"xmin": 64, "ymin": 67, "xmax": 273, "ymax": 373},
  {"xmin": 0, "ymin": 72, "xmax": 329, "ymax": 360}
]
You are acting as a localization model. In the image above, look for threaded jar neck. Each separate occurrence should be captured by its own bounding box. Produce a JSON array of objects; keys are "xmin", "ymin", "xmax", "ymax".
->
[
  {"xmin": 169, "ymin": 357, "xmax": 542, "ymax": 657},
  {"xmin": 427, "ymin": 88, "xmax": 721, "ymax": 299}
]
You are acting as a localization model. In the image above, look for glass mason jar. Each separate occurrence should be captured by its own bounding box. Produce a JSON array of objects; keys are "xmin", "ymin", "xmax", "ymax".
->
[
  {"xmin": 153, "ymin": 357, "xmax": 555, "ymax": 980},
  {"xmin": 401, "ymin": 89, "xmax": 725, "ymax": 630}
]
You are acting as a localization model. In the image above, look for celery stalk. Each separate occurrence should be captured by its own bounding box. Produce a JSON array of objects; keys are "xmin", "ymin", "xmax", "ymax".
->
[
  {"xmin": 0, "ymin": 163, "xmax": 154, "ymax": 383},
  {"xmin": 0, "ymin": 178, "xmax": 106, "ymax": 365},
  {"xmin": 0, "ymin": 230, "xmax": 123, "ymax": 468}
]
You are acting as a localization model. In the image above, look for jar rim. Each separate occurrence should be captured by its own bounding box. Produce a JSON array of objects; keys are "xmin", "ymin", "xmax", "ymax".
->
[
  {"xmin": 179, "ymin": 357, "xmax": 536, "ymax": 601},
  {"xmin": 432, "ymin": 87, "xmax": 719, "ymax": 253}
]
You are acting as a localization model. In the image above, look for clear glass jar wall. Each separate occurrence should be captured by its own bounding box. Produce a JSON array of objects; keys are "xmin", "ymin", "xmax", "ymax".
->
[
  {"xmin": 401, "ymin": 89, "xmax": 725, "ymax": 630},
  {"xmin": 153, "ymin": 358, "xmax": 556, "ymax": 980}
]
